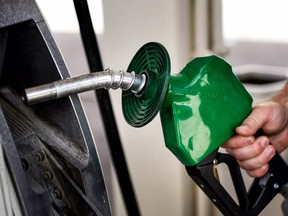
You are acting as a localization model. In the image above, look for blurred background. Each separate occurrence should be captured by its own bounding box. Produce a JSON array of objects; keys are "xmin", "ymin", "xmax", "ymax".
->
[{"xmin": 34, "ymin": 0, "xmax": 288, "ymax": 215}]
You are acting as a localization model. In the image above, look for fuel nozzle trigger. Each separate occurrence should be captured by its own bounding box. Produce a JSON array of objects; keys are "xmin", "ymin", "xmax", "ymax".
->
[{"xmin": 186, "ymin": 149, "xmax": 288, "ymax": 216}]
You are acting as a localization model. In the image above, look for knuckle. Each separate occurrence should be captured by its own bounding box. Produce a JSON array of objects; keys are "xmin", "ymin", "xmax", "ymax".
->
[
  {"xmin": 258, "ymin": 155, "xmax": 268, "ymax": 167},
  {"xmin": 232, "ymin": 150, "xmax": 244, "ymax": 161},
  {"xmin": 238, "ymin": 160, "xmax": 249, "ymax": 170},
  {"xmin": 254, "ymin": 142, "xmax": 264, "ymax": 155}
]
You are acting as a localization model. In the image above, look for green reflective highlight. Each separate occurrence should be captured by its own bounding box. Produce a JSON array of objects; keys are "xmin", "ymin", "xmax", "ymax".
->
[{"xmin": 160, "ymin": 56, "xmax": 253, "ymax": 166}]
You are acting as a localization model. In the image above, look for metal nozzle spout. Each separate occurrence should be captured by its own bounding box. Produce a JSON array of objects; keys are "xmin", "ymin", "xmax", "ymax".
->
[{"xmin": 24, "ymin": 69, "xmax": 146, "ymax": 105}]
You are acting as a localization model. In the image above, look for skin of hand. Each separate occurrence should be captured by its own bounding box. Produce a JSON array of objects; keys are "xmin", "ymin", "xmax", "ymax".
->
[{"xmin": 222, "ymin": 84, "xmax": 288, "ymax": 177}]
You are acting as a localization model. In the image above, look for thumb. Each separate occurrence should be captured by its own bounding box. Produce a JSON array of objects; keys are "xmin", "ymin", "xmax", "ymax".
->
[{"xmin": 236, "ymin": 106, "xmax": 269, "ymax": 136}]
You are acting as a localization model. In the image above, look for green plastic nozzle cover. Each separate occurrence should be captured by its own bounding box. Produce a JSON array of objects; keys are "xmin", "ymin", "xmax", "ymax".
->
[{"xmin": 160, "ymin": 55, "xmax": 253, "ymax": 166}]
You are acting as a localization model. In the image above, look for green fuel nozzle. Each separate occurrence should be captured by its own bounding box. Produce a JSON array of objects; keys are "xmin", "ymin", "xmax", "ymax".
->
[{"xmin": 122, "ymin": 43, "xmax": 253, "ymax": 166}]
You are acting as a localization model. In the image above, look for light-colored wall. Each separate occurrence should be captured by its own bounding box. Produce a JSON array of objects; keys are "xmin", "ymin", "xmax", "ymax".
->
[{"xmin": 223, "ymin": 0, "xmax": 288, "ymax": 43}]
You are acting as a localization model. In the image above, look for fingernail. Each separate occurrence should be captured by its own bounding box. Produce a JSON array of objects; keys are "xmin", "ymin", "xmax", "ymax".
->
[
  {"xmin": 245, "ymin": 137, "xmax": 254, "ymax": 144},
  {"xmin": 238, "ymin": 125, "xmax": 249, "ymax": 131},
  {"xmin": 265, "ymin": 146, "xmax": 275, "ymax": 159},
  {"xmin": 261, "ymin": 165, "xmax": 268, "ymax": 171},
  {"xmin": 261, "ymin": 137, "xmax": 269, "ymax": 148}
]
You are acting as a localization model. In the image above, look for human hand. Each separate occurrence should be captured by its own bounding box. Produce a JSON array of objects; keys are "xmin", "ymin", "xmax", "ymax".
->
[{"xmin": 222, "ymin": 101, "xmax": 288, "ymax": 177}]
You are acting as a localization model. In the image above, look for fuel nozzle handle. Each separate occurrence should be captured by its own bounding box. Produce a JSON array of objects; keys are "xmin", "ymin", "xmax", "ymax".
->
[{"xmin": 23, "ymin": 68, "xmax": 146, "ymax": 105}]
